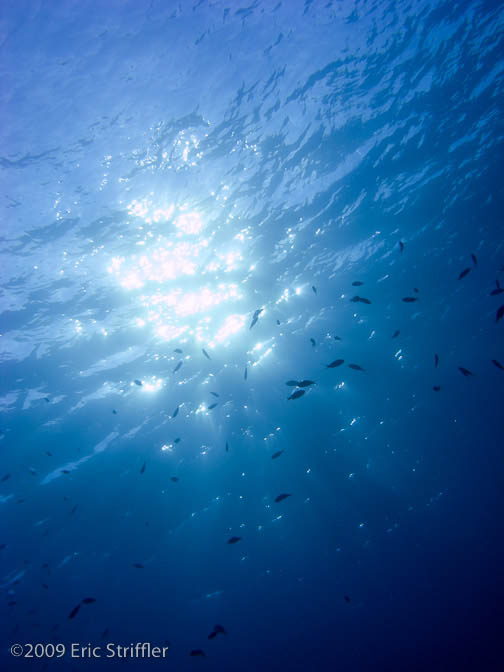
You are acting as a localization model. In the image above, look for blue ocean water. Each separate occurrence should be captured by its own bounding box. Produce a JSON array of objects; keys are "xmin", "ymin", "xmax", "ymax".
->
[{"xmin": 1, "ymin": 1, "xmax": 503, "ymax": 670}]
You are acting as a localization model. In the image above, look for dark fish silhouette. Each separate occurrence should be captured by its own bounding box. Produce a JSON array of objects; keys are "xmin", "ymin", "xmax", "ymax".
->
[
  {"xmin": 458, "ymin": 367, "xmax": 474, "ymax": 377},
  {"xmin": 172, "ymin": 406, "xmax": 179, "ymax": 418},
  {"xmin": 433, "ymin": 386, "xmax": 441, "ymax": 392},
  {"xmin": 112, "ymin": 409, "xmax": 117, "ymax": 415},
  {"xmin": 352, "ymin": 281, "xmax": 363, "ymax": 286},
  {"xmin": 174, "ymin": 438, "xmax": 181, "ymax": 444},
  {"xmin": 458, "ymin": 267, "xmax": 471, "ymax": 280},
  {"xmin": 312, "ymin": 286, "xmax": 317, "ymax": 294},
  {"xmin": 272, "ymin": 451, "xmax": 284, "ymax": 460},
  {"xmin": 490, "ymin": 280, "xmax": 504, "ymax": 296},
  {"xmin": 82, "ymin": 597, "xmax": 96, "ymax": 604},
  {"xmin": 227, "ymin": 536, "xmax": 242, "ymax": 544},
  {"xmin": 61, "ymin": 470, "xmax": 71, "ymax": 474},
  {"xmin": 190, "ymin": 650, "xmax": 206, "ymax": 657},
  {"xmin": 435, "ymin": 354, "xmax": 439, "ymax": 368},
  {"xmin": 399, "ymin": 241, "xmax": 405, "ymax": 252},
  {"xmin": 288, "ymin": 390, "xmax": 305, "ymax": 400},
  {"xmin": 134, "ymin": 379, "xmax": 143, "ymax": 386},
  {"xmin": 249, "ymin": 309, "xmax": 263, "ymax": 329},
  {"xmin": 140, "ymin": 462, "xmax": 146, "ymax": 475},
  {"xmin": 173, "ymin": 361, "xmax": 182, "ymax": 373},
  {"xmin": 174, "ymin": 348, "xmax": 183, "ymax": 353},
  {"xmin": 402, "ymin": 297, "xmax": 417, "ymax": 302},
  {"xmin": 276, "ymin": 319, "xmax": 281, "ymax": 325},
  {"xmin": 334, "ymin": 336, "xmax": 342, "ymax": 341},
  {"xmin": 491, "ymin": 359, "xmax": 504, "ymax": 370},
  {"xmin": 392, "ymin": 330, "xmax": 400, "ymax": 339},
  {"xmin": 344, "ymin": 595, "xmax": 351, "ymax": 603},
  {"xmin": 275, "ymin": 493, "xmax": 291, "ymax": 503},
  {"xmin": 208, "ymin": 631, "xmax": 217, "ymax": 640},
  {"xmin": 170, "ymin": 476, "xmax": 179, "ymax": 482},
  {"xmin": 1, "ymin": 474, "xmax": 10, "ymax": 482},
  {"xmin": 71, "ymin": 505, "xmax": 77, "ymax": 515},
  {"xmin": 210, "ymin": 392, "xmax": 219, "ymax": 397},
  {"xmin": 285, "ymin": 380, "xmax": 299, "ymax": 386},
  {"xmin": 132, "ymin": 563, "xmax": 144, "ymax": 568},
  {"xmin": 44, "ymin": 397, "xmax": 50, "ymax": 403},
  {"xmin": 46, "ymin": 451, "xmax": 53, "ymax": 456},
  {"xmin": 244, "ymin": 366, "xmax": 248, "ymax": 380},
  {"xmin": 310, "ymin": 338, "xmax": 316, "ymax": 347},
  {"xmin": 348, "ymin": 364, "xmax": 365, "ymax": 371},
  {"xmin": 327, "ymin": 359, "xmax": 344, "ymax": 368},
  {"xmin": 497, "ymin": 305, "xmax": 504, "ymax": 322},
  {"xmin": 297, "ymin": 380, "xmax": 315, "ymax": 387},
  {"xmin": 68, "ymin": 603, "xmax": 81, "ymax": 620},
  {"xmin": 351, "ymin": 296, "xmax": 371, "ymax": 304},
  {"xmin": 414, "ymin": 287, "xmax": 419, "ymax": 293},
  {"xmin": 207, "ymin": 403, "xmax": 218, "ymax": 410},
  {"xmin": 213, "ymin": 624, "xmax": 227, "ymax": 635},
  {"xmin": 202, "ymin": 348, "xmax": 211, "ymax": 360},
  {"xmin": 225, "ymin": 441, "xmax": 229, "ymax": 452},
  {"xmin": 471, "ymin": 253, "xmax": 477, "ymax": 266}
]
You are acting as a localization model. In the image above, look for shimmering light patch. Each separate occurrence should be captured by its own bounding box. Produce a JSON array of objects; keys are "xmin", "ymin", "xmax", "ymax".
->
[
  {"xmin": 175, "ymin": 212, "xmax": 203, "ymax": 235},
  {"xmin": 213, "ymin": 314, "xmax": 246, "ymax": 344}
]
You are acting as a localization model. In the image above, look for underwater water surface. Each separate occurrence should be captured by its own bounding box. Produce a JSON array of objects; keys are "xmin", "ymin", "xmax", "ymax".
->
[{"xmin": 1, "ymin": 1, "xmax": 503, "ymax": 670}]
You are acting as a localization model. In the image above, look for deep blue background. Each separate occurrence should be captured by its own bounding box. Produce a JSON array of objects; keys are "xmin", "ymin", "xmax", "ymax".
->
[{"xmin": 1, "ymin": 1, "xmax": 503, "ymax": 670}]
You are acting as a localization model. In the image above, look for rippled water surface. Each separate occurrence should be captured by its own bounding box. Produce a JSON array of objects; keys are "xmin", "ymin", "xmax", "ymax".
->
[{"xmin": 1, "ymin": 1, "xmax": 503, "ymax": 670}]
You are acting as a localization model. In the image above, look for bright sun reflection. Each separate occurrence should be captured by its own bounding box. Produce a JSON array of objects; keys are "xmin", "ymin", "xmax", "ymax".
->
[{"xmin": 108, "ymin": 198, "xmax": 248, "ymax": 345}]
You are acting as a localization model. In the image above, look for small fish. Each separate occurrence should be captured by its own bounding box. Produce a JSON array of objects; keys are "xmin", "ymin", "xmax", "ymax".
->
[
  {"xmin": 68, "ymin": 603, "xmax": 81, "ymax": 620},
  {"xmin": 112, "ymin": 409, "xmax": 117, "ymax": 415},
  {"xmin": 297, "ymin": 380, "xmax": 315, "ymax": 387},
  {"xmin": 174, "ymin": 348, "xmax": 183, "ymax": 354},
  {"xmin": 71, "ymin": 505, "xmax": 77, "ymax": 515},
  {"xmin": 350, "ymin": 296, "xmax": 371, "ymax": 304},
  {"xmin": 225, "ymin": 441, "xmax": 229, "ymax": 452},
  {"xmin": 471, "ymin": 253, "xmax": 477, "ymax": 266},
  {"xmin": 202, "ymin": 348, "xmax": 211, "ymax": 360},
  {"xmin": 134, "ymin": 379, "xmax": 143, "ymax": 386},
  {"xmin": 433, "ymin": 386, "xmax": 441, "ymax": 392},
  {"xmin": 272, "ymin": 451, "xmax": 284, "ymax": 460},
  {"xmin": 173, "ymin": 361, "xmax": 183, "ymax": 373},
  {"xmin": 1, "ymin": 473, "xmax": 11, "ymax": 482},
  {"xmin": 227, "ymin": 536, "xmax": 242, "ymax": 544},
  {"xmin": 458, "ymin": 267, "xmax": 471, "ymax": 280},
  {"xmin": 28, "ymin": 468, "xmax": 37, "ymax": 475},
  {"xmin": 61, "ymin": 470, "xmax": 71, "ymax": 475},
  {"xmin": 140, "ymin": 462, "xmax": 146, "ymax": 475},
  {"xmin": 402, "ymin": 297, "xmax": 417, "ymax": 303},
  {"xmin": 44, "ymin": 397, "xmax": 50, "ymax": 403},
  {"xmin": 249, "ymin": 310, "xmax": 262, "ymax": 329},
  {"xmin": 172, "ymin": 406, "xmax": 179, "ymax": 418},
  {"xmin": 276, "ymin": 319, "xmax": 281, "ymax": 325},
  {"xmin": 244, "ymin": 366, "xmax": 248, "ymax": 380},
  {"xmin": 348, "ymin": 364, "xmax": 365, "ymax": 371},
  {"xmin": 285, "ymin": 380, "xmax": 299, "ymax": 386},
  {"xmin": 210, "ymin": 392, "xmax": 220, "ymax": 397},
  {"xmin": 435, "ymin": 354, "xmax": 439, "ymax": 368},
  {"xmin": 333, "ymin": 336, "xmax": 342, "ymax": 341},
  {"xmin": 190, "ymin": 650, "xmax": 206, "ymax": 657},
  {"xmin": 288, "ymin": 390, "xmax": 305, "ymax": 400},
  {"xmin": 414, "ymin": 287, "xmax": 419, "ymax": 293},
  {"xmin": 352, "ymin": 281, "xmax": 364, "ymax": 286},
  {"xmin": 81, "ymin": 597, "xmax": 96, "ymax": 604},
  {"xmin": 312, "ymin": 286, "xmax": 317, "ymax": 294},
  {"xmin": 208, "ymin": 631, "xmax": 217, "ymax": 639},
  {"xmin": 458, "ymin": 367, "xmax": 474, "ymax": 377},
  {"xmin": 207, "ymin": 403, "xmax": 218, "ymax": 410},
  {"xmin": 344, "ymin": 595, "xmax": 351, "ymax": 603},
  {"xmin": 399, "ymin": 241, "xmax": 405, "ymax": 252},
  {"xmin": 213, "ymin": 624, "xmax": 227, "ymax": 635},
  {"xmin": 491, "ymin": 359, "xmax": 504, "ymax": 370},
  {"xmin": 497, "ymin": 305, "xmax": 504, "ymax": 322},
  {"xmin": 174, "ymin": 437, "xmax": 181, "ymax": 444},
  {"xmin": 490, "ymin": 280, "xmax": 504, "ymax": 296},
  {"xmin": 392, "ymin": 330, "xmax": 400, "ymax": 339},
  {"xmin": 310, "ymin": 338, "xmax": 316, "ymax": 347},
  {"xmin": 275, "ymin": 493, "xmax": 291, "ymax": 503},
  {"xmin": 327, "ymin": 359, "xmax": 344, "ymax": 368},
  {"xmin": 170, "ymin": 476, "xmax": 179, "ymax": 483},
  {"xmin": 132, "ymin": 563, "xmax": 144, "ymax": 568},
  {"xmin": 46, "ymin": 451, "xmax": 53, "ymax": 456}
]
